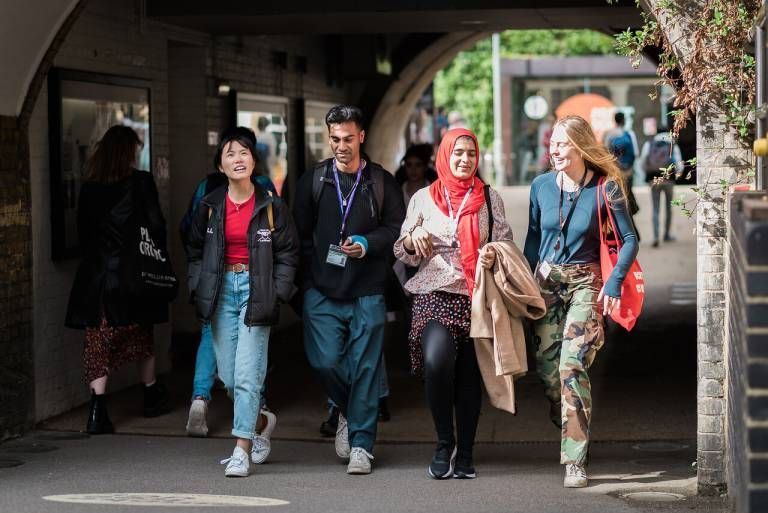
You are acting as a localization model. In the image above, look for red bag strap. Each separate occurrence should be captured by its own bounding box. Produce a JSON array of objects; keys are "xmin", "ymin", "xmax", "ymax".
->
[
  {"xmin": 596, "ymin": 177, "xmax": 622, "ymax": 249},
  {"xmin": 596, "ymin": 177, "xmax": 605, "ymax": 244}
]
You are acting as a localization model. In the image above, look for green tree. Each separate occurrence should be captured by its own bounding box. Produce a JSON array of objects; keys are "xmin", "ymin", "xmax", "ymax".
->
[{"xmin": 434, "ymin": 30, "xmax": 616, "ymax": 148}]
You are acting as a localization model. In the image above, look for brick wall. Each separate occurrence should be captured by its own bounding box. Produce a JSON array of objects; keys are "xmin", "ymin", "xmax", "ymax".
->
[
  {"xmin": 696, "ymin": 103, "xmax": 753, "ymax": 494},
  {"xmin": 726, "ymin": 192, "xmax": 768, "ymax": 513},
  {"xmin": 0, "ymin": 115, "xmax": 34, "ymax": 439}
]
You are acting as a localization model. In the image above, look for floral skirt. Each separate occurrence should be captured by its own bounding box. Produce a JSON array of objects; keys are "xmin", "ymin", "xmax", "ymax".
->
[
  {"xmin": 408, "ymin": 290, "xmax": 472, "ymax": 376},
  {"xmin": 83, "ymin": 317, "xmax": 154, "ymax": 384}
]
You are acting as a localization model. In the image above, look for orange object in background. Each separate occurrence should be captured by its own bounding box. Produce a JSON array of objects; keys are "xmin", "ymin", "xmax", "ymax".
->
[{"xmin": 555, "ymin": 93, "xmax": 615, "ymax": 141}]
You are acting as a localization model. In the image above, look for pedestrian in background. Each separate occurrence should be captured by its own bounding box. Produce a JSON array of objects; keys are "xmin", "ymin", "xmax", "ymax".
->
[
  {"xmin": 294, "ymin": 105, "xmax": 404, "ymax": 475},
  {"xmin": 639, "ymin": 126, "xmax": 684, "ymax": 247},
  {"xmin": 65, "ymin": 125, "xmax": 172, "ymax": 434},
  {"xmin": 524, "ymin": 115, "xmax": 639, "ymax": 488},
  {"xmin": 604, "ymin": 111, "xmax": 640, "ymax": 218},
  {"xmin": 185, "ymin": 127, "xmax": 298, "ymax": 477},
  {"xmin": 394, "ymin": 128, "xmax": 514, "ymax": 480}
]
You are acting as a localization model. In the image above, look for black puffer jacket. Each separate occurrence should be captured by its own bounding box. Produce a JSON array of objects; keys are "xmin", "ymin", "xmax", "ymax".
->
[
  {"xmin": 65, "ymin": 170, "xmax": 169, "ymax": 328},
  {"xmin": 185, "ymin": 183, "xmax": 299, "ymax": 326}
]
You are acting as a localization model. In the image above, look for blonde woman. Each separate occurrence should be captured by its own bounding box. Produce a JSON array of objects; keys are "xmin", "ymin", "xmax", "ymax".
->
[{"xmin": 523, "ymin": 115, "xmax": 639, "ymax": 488}]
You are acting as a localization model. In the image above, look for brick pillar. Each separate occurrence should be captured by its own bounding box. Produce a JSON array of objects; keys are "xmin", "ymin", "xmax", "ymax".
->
[
  {"xmin": 696, "ymin": 102, "xmax": 753, "ymax": 494},
  {"xmin": 727, "ymin": 192, "xmax": 768, "ymax": 513},
  {"xmin": 0, "ymin": 115, "xmax": 34, "ymax": 440}
]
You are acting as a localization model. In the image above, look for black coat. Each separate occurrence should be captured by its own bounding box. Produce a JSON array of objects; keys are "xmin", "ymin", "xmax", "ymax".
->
[
  {"xmin": 65, "ymin": 170, "xmax": 169, "ymax": 328},
  {"xmin": 185, "ymin": 183, "xmax": 299, "ymax": 326}
]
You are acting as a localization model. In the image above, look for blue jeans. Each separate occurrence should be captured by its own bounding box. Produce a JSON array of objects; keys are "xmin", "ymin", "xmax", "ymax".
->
[
  {"xmin": 303, "ymin": 288, "xmax": 385, "ymax": 452},
  {"xmin": 651, "ymin": 180, "xmax": 675, "ymax": 242},
  {"xmin": 211, "ymin": 271, "xmax": 270, "ymax": 439},
  {"xmin": 191, "ymin": 322, "xmax": 215, "ymax": 401}
]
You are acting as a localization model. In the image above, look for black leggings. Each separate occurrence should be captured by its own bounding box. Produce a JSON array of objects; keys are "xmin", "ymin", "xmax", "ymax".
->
[{"xmin": 421, "ymin": 320, "xmax": 483, "ymax": 456}]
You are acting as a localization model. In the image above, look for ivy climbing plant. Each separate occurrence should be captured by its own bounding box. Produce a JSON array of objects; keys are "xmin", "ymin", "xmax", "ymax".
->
[
  {"xmin": 609, "ymin": 0, "xmax": 760, "ymax": 216},
  {"xmin": 611, "ymin": 0, "xmax": 758, "ymax": 139}
]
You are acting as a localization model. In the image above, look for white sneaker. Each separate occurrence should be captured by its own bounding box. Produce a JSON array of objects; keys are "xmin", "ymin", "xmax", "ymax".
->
[
  {"xmin": 346, "ymin": 447, "xmax": 373, "ymax": 475},
  {"xmin": 335, "ymin": 413, "xmax": 350, "ymax": 458},
  {"xmin": 251, "ymin": 409, "xmax": 277, "ymax": 464},
  {"xmin": 185, "ymin": 399, "xmax": 208, "ymax": 437},
  {"xmin": 564, "ymin": 463, "xmax": 588, "ymax": 488},
  {"xmin": 221, "ymin": 446, "xmax": 250, "ymax": 477}
]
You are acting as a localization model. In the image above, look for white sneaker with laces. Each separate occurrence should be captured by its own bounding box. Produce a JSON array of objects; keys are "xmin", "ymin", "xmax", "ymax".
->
[
  {"xmin": 335, "ymin": 413, "xmax": 350, "ymax": 458},
  {"xmin": 221, "ymin": 446, "xmax": 250, "ymax": 477},
  {"xmin": 346, "ymin": 447, "xmax": 374, "ymax": 475},
  {"xmin": 564, "ymin": 463, "xmax": 588, "ymax": 488},
  {"xmin": 251, "ymin": 409, "xmax": 277, "ymax": 464},
  {"xmin": 186, "ymin": 399, "xmax": 208, "ymax": 437}
]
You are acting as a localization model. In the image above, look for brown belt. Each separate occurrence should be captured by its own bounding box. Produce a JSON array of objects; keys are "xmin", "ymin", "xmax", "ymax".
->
[{"xmin": 224, "ymin": 263, "xmax": 249, "ymax": 273}]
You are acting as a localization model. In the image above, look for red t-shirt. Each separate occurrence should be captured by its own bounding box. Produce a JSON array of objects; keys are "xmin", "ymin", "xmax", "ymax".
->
[{"xmin": 224, "ymin": 192, "xmax": 255, "ymax": 265}]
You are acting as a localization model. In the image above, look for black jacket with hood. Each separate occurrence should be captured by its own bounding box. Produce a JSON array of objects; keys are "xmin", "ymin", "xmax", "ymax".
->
[{"xmin": 185, "ymin": 182, "xmax": 299, "ymax": 326}]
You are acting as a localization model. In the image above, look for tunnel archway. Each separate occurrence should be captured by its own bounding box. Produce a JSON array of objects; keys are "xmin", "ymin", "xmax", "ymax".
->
[{"xmin": 366, "ymin": 32, "xmax": 488, "ymax": 172}]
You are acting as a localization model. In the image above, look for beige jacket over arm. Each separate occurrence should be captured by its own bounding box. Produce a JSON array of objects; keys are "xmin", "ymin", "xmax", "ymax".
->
[{"xmin": 470, "ymin": 240, "xmax": 546, "ymax": 414}]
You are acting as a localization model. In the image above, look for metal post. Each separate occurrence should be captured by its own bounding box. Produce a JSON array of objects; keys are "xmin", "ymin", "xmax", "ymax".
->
[
  {"xmin": 492, "ymin": 33, "xmax": 504, "ymax": 187},
  {"xmin": 758, "ymin": 5, "xmax": 767, "ymax": 191}
]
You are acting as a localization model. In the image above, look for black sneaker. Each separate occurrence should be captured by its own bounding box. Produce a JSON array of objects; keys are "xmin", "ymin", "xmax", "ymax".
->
[
  {"xmin": 427, "ymin": 441, "xmax": 456, "ymax": 480},
  {"xmin": 143, "ymin": 383, "xmax": 171, "ymax": 418},
  {"xmin": 378, "ymin": 397, "xmax": 391, "ymax": 422},
  {"xmin": 549, "ymin": 401, "xmax": 562, "ymax": 429},
  {"xmin": 319, "ymin": 405, "xmax": 339, "ymax": 437},
  {"xmin": 453, "ymin": 453, "xmax": 476, "ymax": 479}
]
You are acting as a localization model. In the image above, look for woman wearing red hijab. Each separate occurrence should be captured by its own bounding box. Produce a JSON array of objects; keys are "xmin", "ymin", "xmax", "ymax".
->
[{"xmin": 394, "ymin": 128, "xmax": 514, "ymax": 480}]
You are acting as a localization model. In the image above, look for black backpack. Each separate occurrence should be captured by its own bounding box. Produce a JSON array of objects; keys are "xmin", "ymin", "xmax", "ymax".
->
[{"xmin": 311, "ymin": 159, "xmax": 385, "ymax": 220}]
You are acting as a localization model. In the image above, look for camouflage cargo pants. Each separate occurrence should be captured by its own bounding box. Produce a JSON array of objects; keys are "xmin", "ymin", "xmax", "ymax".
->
[{"xmin": 533, "ymin": 262, "xmax": 604, "ymax": 465}]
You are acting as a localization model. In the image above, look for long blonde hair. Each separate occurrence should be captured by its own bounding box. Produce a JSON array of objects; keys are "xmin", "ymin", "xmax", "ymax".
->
[{"xmin": 554, "ymin": 115, "xmax": 628, "ymax": 202}]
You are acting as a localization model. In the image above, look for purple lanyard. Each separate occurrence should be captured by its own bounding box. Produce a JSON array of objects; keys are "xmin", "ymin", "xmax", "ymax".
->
[{"xmin": 332, "ymin": 159, "xmax": 364, "ymax": 241}]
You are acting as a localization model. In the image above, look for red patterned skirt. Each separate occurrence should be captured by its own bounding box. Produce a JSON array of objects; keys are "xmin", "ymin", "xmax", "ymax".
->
[
  {"xmin": 83, "ymin": 317, "xmax": 154, "ymax": 384},
  {"xmin": 408, "ymin": 290, "xmax": 472, "ymax": 376}
]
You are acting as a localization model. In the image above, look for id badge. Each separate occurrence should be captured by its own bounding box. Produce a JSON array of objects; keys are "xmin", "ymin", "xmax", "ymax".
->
[
  {"xmin": 326, "ymin": 244, "xmax": 348, "ymax": 268},
  {"xmin": 538, "ymin": 261, "xmax": 552, "ymax": 280}
]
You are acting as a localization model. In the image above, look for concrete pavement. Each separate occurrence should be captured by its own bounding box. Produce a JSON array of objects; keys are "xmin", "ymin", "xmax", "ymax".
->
[{"xmin": 0, "ymin": 432, "xmax": 725, "ymax": 513}]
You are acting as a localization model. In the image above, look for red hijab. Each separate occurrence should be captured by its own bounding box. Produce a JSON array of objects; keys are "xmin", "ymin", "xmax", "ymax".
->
[{"xmin": 428, "ymin": 128, "xmax": 486, "ymax": 296}]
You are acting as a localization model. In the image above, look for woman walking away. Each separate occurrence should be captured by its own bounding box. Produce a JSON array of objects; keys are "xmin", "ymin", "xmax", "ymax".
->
[
  {"xmin": 524, "ymin": 115, "xmax": 639, "ymax": 488},
  {"xmin": 394, "ymin": 128, "xmax": 514, "ymax": 480},
  {"xmin": 185, "ymin": 127, "xmax": 298, "ymax": 477},
  {"xmin": 65, "ymin": 125, "xmax": 172, "ymax": 434}
]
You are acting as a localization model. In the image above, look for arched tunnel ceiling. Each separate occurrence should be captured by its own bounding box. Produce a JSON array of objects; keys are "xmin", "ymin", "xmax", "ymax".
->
[
  {"xmin": 0, "ymin": 1, "xmax": 79, "ymax": 116},
  {"xmin": 0, "ymin": 1, "xmax": 642, "ymax": 117},
  {"xmin": 145, "ymin": 0, "xmax": 642, "ymax": 34}
]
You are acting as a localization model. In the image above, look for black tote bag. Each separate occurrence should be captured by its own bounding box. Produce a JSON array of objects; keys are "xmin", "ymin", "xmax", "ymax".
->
[{"xmin": 120, "ymin": 177, "xmax": 179, "ymax": 303}]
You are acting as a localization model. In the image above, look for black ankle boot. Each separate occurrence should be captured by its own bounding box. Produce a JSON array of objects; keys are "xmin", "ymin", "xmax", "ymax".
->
[
  {"xmin": 143, "ymin": 382, "xmax": 170, "ymax": 418},
  {"xmin": 86, "ymin": 393, "xmax": 114, "ymax": 434}
]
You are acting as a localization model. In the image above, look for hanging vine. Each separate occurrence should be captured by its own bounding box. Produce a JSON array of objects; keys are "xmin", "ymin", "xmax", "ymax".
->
[{"xmin": 608, "ymin": 0, "xmax": 760, "ymax": 215}]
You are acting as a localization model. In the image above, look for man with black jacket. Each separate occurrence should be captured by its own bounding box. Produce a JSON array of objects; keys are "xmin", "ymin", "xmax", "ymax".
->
[{"xmin": 294, "ymin": 105, "xmax": 405, "ymax": 475}]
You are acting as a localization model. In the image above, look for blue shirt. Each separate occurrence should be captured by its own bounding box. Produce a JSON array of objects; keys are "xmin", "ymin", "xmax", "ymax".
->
[{"xmin": 523, "ymin": 171, "xmax": 639, "ymax": 298}]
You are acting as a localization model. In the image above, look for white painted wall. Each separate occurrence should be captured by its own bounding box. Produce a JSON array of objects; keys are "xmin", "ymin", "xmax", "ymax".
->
[
  {"xmin": 30, "ymin": 0, "xmax": 172, "ymax": 422},
  {"xmin": 0, "ymin": 1, "xmax": 79, "ymax": 116}
]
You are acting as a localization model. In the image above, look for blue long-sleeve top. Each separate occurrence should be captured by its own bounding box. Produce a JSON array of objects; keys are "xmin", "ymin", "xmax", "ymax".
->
[{"xmin": 523, "ymin": 171, "xmax": 639, "ymax": 298}]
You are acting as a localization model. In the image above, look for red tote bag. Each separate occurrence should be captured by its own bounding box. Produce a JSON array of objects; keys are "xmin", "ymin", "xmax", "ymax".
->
[{"xmin": 596, "ymin": 177, "xmax": 645, "ymax": 331}]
